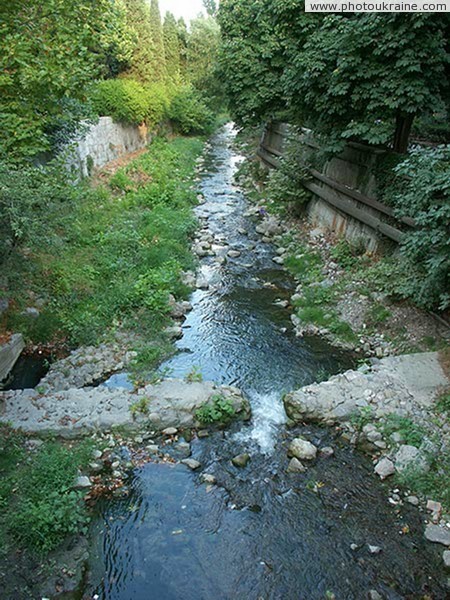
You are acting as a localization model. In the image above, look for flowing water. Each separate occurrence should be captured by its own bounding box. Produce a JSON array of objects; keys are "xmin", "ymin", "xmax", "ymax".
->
[{"xmin": 84, "ymin": 126, "xmax": 447, "ymax": 600}]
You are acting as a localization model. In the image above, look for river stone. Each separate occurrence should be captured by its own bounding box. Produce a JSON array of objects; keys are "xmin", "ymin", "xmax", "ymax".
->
[
  {"xmin": 163, "ymin": 427, "xmax": 178, "ymax": 436},
  {"xmin": 74, "ymin": 475, "xmax": 91, "ymax": 489},
  {"xmin": 288, "ymin": 437, "xmax": 317, "ymax": 461},
  {"xmin": 200, "ymin": 473, "xmax": 217, "ymax": 485},
  {"xmin": 176, "ymin": 441, "xmax": 191, "ymax": 457},
  {"xmin": 0, "ymin": 380, "xmax": 250, "ymax": 436},
  {"xmin": 368, "ymin": 545, "xmax": 382, "ymax": 554},
  {"xmin": 283, "ymin": 352, "xmax": 448, "ymax": 426},
  {"xmin": 406, "ymin": 495, "xmax": 420, "ymax": 506},
  {"xmin": 394, "ymin": 445, "xmax": 429, "ymax": 473},
  {"xmin": 374, "ymin": 457, "xmax": 395, "ymax": 480},
  {"xmin": 232, "ymin": 453, "xmax": 251, "ymax": 468},
  {"xmin": 287, "ymin": 457, "xmax": 307, "ymax": 473},
  {"xmin": 320, "ymin": 446, "xmax": 335, "ymax": 458},
  {"xmin": 424, "ymin": 524, "xmax": 450, "ymax": 546},
  {"xmin": 227, "ymin": 250, "xmax": 241, "ymax": 258},
  {"xmin": 181, "ymin": 458, "xmax": 201, "ymax": 470},
  {"xmin": 147, "ymin": 444, "xmax": 159, "ymax": 454},
  {"xmin": 443, "ymin": 550, "xmax": 450, "ymax": 568}
]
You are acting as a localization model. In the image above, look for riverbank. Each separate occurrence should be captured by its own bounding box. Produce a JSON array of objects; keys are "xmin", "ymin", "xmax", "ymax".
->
[{"xmin": 0, "ymin": 133, "xmax": 210, "ymax": 597}]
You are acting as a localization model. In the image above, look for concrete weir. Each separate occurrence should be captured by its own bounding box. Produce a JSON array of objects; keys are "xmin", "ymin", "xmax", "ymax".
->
[{"xmin": 0, "ymin": 334, "xmax": 24, "ymax": 382}]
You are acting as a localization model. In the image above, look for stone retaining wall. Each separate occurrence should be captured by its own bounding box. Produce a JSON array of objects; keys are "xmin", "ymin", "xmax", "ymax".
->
[{"xmin": 68, "ymin": 117, "xmax": 152, "ymax": 178}]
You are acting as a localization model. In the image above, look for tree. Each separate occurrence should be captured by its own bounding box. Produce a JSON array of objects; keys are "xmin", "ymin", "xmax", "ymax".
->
[
  {"xmin": 203, "ymin": 0, "xmax": 218, "ymax": 16},
  {"xmin": 286, "ymin": 14, "xmax": 450, "ymax": 152},
  {"xmin": 0, "ymin": 0, "xmax": 124, "ymax": 160},
  {"xmin": 163, "ymin": 12, "xmax": 181, "ymax": 82},
  {"xmin": 218, "ymin": 0, "xmax": 286, "ymax": 125},
  {"xmin": 218, "ymin": 2, "xmax": 450, "ymax": 152},
  {"xmin": 187, "ymin": 16, "xmax": 223, "ymax": 108},
  {"xmin": 149, "ymin": 0, "xmax": 167, "ymax": 81}
]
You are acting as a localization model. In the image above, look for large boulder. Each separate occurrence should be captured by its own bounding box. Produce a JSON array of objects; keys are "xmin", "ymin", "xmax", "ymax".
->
[{"xmin": 288, "ymin": 437, "xmax": 318, "ymax": 461}]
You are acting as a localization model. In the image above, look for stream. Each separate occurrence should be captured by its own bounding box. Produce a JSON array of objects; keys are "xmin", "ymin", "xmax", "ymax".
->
[{"xmin": 83, "ymin": 125, "xmax": 447, "ymax": 599}]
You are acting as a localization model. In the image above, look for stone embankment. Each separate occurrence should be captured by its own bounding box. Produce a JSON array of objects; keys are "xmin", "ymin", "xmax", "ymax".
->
[
  {"xmin": 0, "ymin": 379, "xmax": 250, "ymax": 436},
  {"xmin": 284, "ymin": 352, "xmax": 447, "ymax": 426}
]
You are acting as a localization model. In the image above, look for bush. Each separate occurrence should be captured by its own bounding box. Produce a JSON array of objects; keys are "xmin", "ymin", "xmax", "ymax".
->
[
  {"xmin": 91, "ymin": 78, "xmax": 149, "ymax": 124},
  {"xmin": 0, "ymin": 160, "xmax": 75, "ymax": 266},
  {"xmin": 392, "ymin": 146, "xmax": 450, "ymax": 311},
  {"xmin": 6, "ymin": 441, "xmax": 92, "ymax": 553},
  {"xmin": 168, "ymin": 87, "xmax": 215, "ymax": 135}
]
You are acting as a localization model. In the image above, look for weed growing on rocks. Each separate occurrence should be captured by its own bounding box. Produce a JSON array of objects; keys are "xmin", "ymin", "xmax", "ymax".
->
[{"xmin": 196, "ymin": 394, "xmax": 236, "ymax": 425}]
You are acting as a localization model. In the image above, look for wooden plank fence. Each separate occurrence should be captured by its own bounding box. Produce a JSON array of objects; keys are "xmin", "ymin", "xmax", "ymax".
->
[{"xmin": 258, "ymin": 123, "xmax": 415, "ymax": 245}]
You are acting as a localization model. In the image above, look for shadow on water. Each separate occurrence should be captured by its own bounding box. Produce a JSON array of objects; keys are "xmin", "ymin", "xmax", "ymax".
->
[{"xmin": 84, "ymin": 125, "xmax": 448, "ymax": 600}]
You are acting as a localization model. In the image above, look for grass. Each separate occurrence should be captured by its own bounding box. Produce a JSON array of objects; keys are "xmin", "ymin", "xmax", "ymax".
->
[
  {"xmin": 185, "ymin": 366, "xmax": 203, "ymax": 383},
  {"xmin": 397, "ymin": 452, "xmax": 450, "ymax": 510},
  {"xmin": 0, "ymin": 425, "xmax": 94, "ymax": 554},
  {"xmin": 3, "ymin": 135, "xmax": 203, "ymax": 375},
  {"xmin": 130, "ymin": 397, "xmax": 151, "ymax": 418},
  {"xmin": 378, "ymin": 414, "xmax": 426, "ymax": 447}
]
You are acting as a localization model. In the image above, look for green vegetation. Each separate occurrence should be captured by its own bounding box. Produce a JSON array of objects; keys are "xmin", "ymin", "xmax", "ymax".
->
[
  {"xmin": 378, "ymin": 414, "xmax": 425, "ymax": 448},
  {"xmin": 91, "ymin": 79, "xmax": 170, "ymax": 127},
  {"xmin": 434, "ymin": 390, "xmax": 450, "ymax": 423},
  {"xmin": 130, "ymin": 397, "xmax": 151, "ymax": 418},
  {"xmin": 0, "ymin": 426, "xmax": 93, "ymax": 553},
  {"xmin": 195, "ymin": 394, "xmax": 236, "ymax": 425},
  {"xmin": 349, "ymin": 407, "xmax": 374, "ymax": 431},
  {"xmin": 398, "ymin": 453, "xmax": 450, "ymax": 511},
  {"xmin": 330, "ymin": 238, "xmax": 366, "ymax": 271},
  {"xmin": 219, "ymin": 4, "xmax": 449, "ymax": 152},
  {"xmin": 168, "ymin": 86, "xmax": 215, "ymax": 135},
  {"xmin": 2, "ymin": 136, "xmax": 203, "ymax": 352},
  {"xmin": 0, "ymin": 0, "xmax": 223, "ymax": 162},
  {"xmin": 185, "ymin": 366, "xmax": 204, "ymax": 383}
]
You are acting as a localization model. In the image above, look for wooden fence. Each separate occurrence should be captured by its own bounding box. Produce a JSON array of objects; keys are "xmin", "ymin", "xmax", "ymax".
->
[{"xmin": 257, "ymin": 122, "xmax": 415, "ymax": 245}]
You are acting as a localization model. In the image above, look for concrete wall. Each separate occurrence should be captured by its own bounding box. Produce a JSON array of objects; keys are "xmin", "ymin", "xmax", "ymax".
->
[
  {"xmin": 0, "ymin": 334, "xmax": 24, "ymax": 382},
  {"xmin": 68, "ymin": 117, "xmax": 152, "ymax": 178}
]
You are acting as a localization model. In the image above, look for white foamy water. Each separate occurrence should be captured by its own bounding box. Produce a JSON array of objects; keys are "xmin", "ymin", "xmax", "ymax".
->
[{"xmin": 234, "ymin": 390, "xmax": 287, "ymax": 454}]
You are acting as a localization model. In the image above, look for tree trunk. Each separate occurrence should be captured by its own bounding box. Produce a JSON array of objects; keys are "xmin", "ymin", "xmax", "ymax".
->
[{"xmin": 393, "ymin": 112, "xmax": 414, "ymax": 153}]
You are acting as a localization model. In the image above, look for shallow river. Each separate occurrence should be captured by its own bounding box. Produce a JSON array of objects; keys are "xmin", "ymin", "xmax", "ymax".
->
[{"xmin": 84, "ymin": 125, "xmax": 447, "ymax": 600}]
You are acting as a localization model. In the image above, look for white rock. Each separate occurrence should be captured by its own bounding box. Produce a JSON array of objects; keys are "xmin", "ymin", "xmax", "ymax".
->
[
  {"xmin": 287, "ymin": 457, "xmax": 307, "ymax": 473},
  {"xmin": 288, "ymin": 437, "xmax": 318, "ymax": 461},
  {"xmin": 374, "ymin": 457, "xmax": 395, "ymax": 480},
  {"xmin": 368, "ymin": 545, "xmax": 382, "ymax": 554},
  {"xmin": 181, "ymin": 458, "xmax": 201, "ymax": 470},
  {"xmin": 163, "ymin": 427, "xmax": 178, "ymax": 436},
  {"xmin": 443, "ymin": 550, "xmax": 450, "ymax": 568},
  {"xmin": 200, "ymin": 473, "xmax": 217, "ymax": 484},
  {"xmin": 74, "ymin": 475, "xmax": 92, "ymax": 489},
  {"xmin": 395, "ymin": 445, "xmax": 428, "ymax": 473},
  {"xmin": 424, "ymin": 524, "xmax": 450, "ymax": 546}
]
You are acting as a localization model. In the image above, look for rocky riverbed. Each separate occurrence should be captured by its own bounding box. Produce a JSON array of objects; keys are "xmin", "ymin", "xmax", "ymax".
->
[{"xmin": 1, "ymin": 124, "xmax": 449, "ymax": 599}]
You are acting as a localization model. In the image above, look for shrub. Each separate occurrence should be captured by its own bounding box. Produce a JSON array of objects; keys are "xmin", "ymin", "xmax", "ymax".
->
[
  {"xmin": 168, "ymin": 87, "xmax": 215, "ymax": 135},
  {"xmin": 0, "ymin": 159, "xmax": 75, "ymax": 267},
  {"xmin": 144, "ymin": 83, "xmax": 170, "ymax": 127},
  {"xmin": 392, "ymin": 146, "xmax": 450, "ymax": 311},
  {"xmin": 91, "ymin": 78, "xmax": 150, "ymax": 125},
  {"xmin": 6, "ymin": 441, "xmax": 92, "ymax": 552}
]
